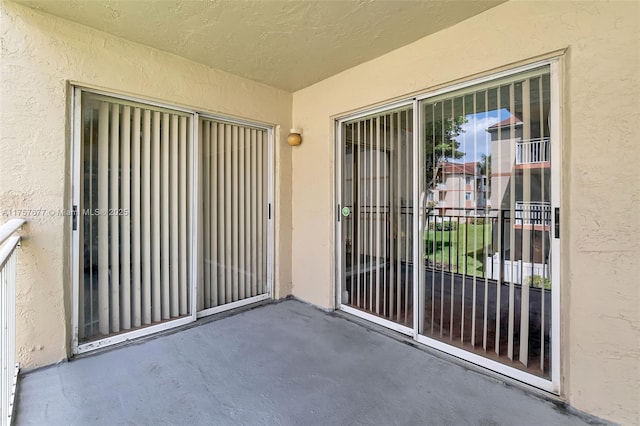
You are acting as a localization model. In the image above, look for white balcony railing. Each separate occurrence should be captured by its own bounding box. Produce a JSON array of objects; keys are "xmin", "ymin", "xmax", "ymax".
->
[
  {"xmin": 515, "ymin": 137, "xmax": 550, "ymax": 165},
  {"xmin": 514, "ymin": 202, "xmax": 551, "ymax": 226},
  {"xmin": 0, "ymin": 219, "xmax": 24, "ymax": 426}
]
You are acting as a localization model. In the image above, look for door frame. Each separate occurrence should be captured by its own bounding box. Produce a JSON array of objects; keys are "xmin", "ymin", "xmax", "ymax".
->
[
  {"xmin": 334, "ymin": 58, "xmax": 562, "ymax": 393},
  {"xmin": 70, "ymin": 85, "xmax": 275, "ymax": 354}
]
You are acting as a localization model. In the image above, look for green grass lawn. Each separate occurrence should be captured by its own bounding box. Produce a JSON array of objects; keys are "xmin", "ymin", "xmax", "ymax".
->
[{"xmin": 424, "ymin": 222, "xmax": 492, "ymax": 277}]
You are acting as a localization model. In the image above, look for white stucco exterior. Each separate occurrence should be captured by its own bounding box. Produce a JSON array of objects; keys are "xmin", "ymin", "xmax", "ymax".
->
[
  {"xmin": 291, "ymin": 2, "xmax": 639, "ymax": 423},
  {"xmin": 1, "ymin": 0, "xmax": 638, "ymax": 423}
]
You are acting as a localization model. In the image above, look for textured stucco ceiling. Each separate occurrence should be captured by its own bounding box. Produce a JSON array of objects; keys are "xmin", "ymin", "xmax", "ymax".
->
[{"xmin": 14, "ymin": 0, "xmax": 506, "ymax": 91}]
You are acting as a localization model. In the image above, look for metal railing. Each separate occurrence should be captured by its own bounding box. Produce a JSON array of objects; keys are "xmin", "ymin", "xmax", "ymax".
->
[
  {"xmin": 422, "ymin": 209, "xmax": 552, "ymax": 374},
  {"xmin": 424, "ymin": 209, "xmax": 552, "ymax": 280},
  {"xmin": 514, "ymin": 202, "xmax": 551, "ymax": 226},
  {"xmin": 424, "ymin": 211, "xmax": 497, "ymax": 278},
  {"xmin": 0, "ymin": 219, "xmax": 24, "ymax": 426},
  {"xmin": 515, "ymin": 137, "xmax": 550, "ymax": 165}
]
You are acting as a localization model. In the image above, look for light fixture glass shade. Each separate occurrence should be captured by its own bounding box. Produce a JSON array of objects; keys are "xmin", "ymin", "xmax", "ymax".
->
[{"xmin": 287, "ymin": 131, "xmax": 302, "ymax": 146}]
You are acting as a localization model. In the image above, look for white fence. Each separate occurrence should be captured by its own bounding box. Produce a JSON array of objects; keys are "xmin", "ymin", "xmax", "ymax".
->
[
  {"xmin": 486, "ymin": 254, "xmax": 548, "ymax": 285},
  {"xmin": 0, "ymin": 219, "xmax": 24, "ymax": 426}
]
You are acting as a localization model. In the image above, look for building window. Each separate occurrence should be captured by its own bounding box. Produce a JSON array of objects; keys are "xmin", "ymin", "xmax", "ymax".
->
[{"xmin": 465, "ymin": 192, "xmax": 472, "ymax": 201}]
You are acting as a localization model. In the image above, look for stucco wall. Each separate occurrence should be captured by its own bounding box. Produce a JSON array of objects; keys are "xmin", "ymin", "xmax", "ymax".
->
[
  {"xmin": 291, "ymin": 1, "xmax": 639, "ymax": 423},
  {"xmin": 0, "ymin": 1, "xmax": 293, "ymax": 369}
]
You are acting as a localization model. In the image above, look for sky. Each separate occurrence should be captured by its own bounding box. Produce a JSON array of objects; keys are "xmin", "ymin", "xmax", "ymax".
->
[{"xmin": 456, "ymin": 108, "xmax": 510, "ymax": 163}]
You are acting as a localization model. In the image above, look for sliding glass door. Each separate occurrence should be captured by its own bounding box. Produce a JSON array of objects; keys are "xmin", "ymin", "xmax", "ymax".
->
[
  {"xmin": 338, "ymin": 105, "xmax": 414, "ymax": 332},
  {"xmin": 76, "ymin": 92, "xmax": 194, "ymax": 346},
  {"xmin": 417, "ymin": 66, "xmax": 555, "ymax": 386},
  {"xmin": 337, "ymin": 62, "xmax": 560, "ymax": 391},
  {"xmin": 72, "ymin": 89, "xmax": 273, "ymax": 353},
  {"xmin": 198, "ymin": 117, "xmax": 271, "ymax": 316}
]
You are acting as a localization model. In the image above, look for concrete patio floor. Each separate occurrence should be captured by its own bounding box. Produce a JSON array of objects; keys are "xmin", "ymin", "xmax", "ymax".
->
[{"xmin": 15, "ymin": 299, "xmax": 597, "ymax": 426}]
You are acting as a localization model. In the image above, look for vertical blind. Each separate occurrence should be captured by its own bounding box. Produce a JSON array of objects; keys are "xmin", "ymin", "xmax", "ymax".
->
[
  {"xmin": 80, "ymin": 94, "xmax": 192, "ymax": 342},
  {"xmin": 199, "ymin": 118, "xmax": 268, "ymax": 311}
]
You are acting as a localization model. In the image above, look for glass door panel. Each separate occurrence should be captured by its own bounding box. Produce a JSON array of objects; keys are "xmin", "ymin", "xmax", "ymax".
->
[
  {"xmin": 198, "ymin": 118, "xmax": 270, "ymax": 314},
  {"xmin": 418, "ymin": 67, "xmax": 553, "ymax": 379},
  {"xmin": 340, "ymin": 106, "xmax": 414, "ymax": 328},
  {"xmin": 78, "ymin": 93, "xmax": 193, "ymax": 344}
]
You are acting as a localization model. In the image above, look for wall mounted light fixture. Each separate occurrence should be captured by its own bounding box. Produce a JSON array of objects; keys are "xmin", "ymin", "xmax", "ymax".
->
[{"xmin": 287, "ymin": 128, "xmax": 302, "ymax": 146}]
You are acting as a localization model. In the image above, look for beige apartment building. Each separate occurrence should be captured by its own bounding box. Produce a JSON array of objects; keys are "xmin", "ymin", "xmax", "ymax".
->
[
  {"xmin": 0, "ymin": 0, "xmax": 638, "ymax": 424},
  {"xmin": 430, "ymin": 161, "xmax": 485, "ymax": 215}
]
